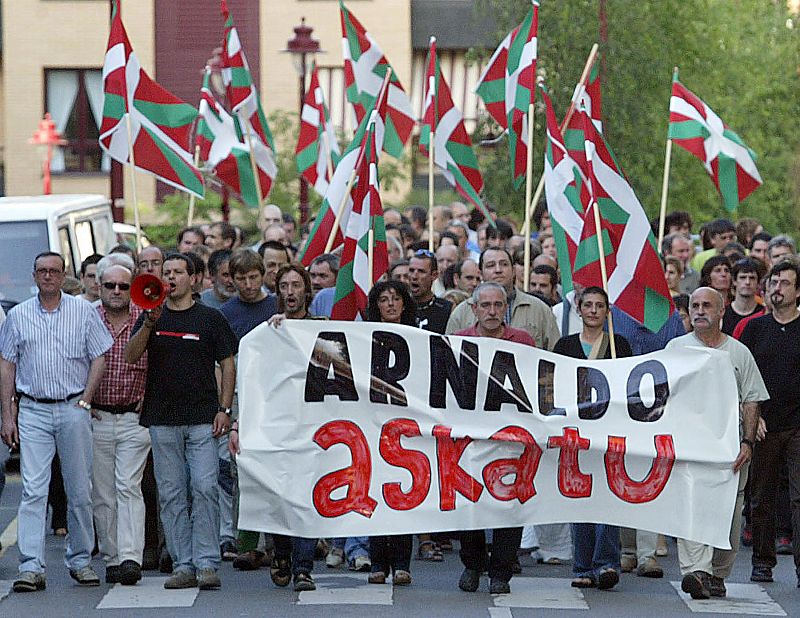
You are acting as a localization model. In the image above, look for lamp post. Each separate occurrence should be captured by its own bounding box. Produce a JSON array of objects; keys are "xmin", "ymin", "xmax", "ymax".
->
[
  {"xmin": 28, "ymin": 113, "xmax": 67, "ymax": 195},
  {"xmin": 284, "ymin": 18, "xmax": 321, "ymax": 226}
]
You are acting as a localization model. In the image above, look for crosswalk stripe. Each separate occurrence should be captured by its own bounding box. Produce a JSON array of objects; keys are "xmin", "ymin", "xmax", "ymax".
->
[
  {"xmin": 493, "ymin": 577, "xmax": 588, "ymax": 610},
  {"xmin": 488, "ymin": 607, "xmax": 513, "ymax": 618},
  {"xmin": 96, "ymin": 576, "xmax": 200, "ymax": 609},
  {"xmin": 0, "ymin": 517, "xmax": 17, "ymax": 558},
  {"xmin": 670, "ymin": 581, "xmax": 786, "ymax": 615},
  {"xmin": 0, "ymin": 580, "xmax": 12, "ymax": 602}
]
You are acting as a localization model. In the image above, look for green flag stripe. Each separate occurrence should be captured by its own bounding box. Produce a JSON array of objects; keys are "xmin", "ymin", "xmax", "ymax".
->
[
  {"xmin": 147, "ymin": 127, "xmax": 203, "ymax": 194},
  {"xmin": 668, "ymin": 119, "xmax": 710, "ymax": 141},
  {"xmin": 296, "ymin": 142, "xmax": 320, "ymax": 173},
  {"xmin": 643, "ymin": 287, "xmax": 671, "ymax": 333},
  {"xmin": 596, "ymin": 197, "xmax": 629, "ymax": 226},
  {"xmin": 716, "ymin": 154, "xmax": 740, "ymax": 212},
  {"xmin": 103, "ymin": 93, "xmax": 126, "ymax": 121},
  {"xmin": 229, "ymin": 66, "xmax": 253, "ymax": 88},
  {"xmin": 573, "ymin": 229, "xmax": 613, "ymax": 271},
  {"xmin": 476, "ymin": 79, "xmax": 505, "ymax": 104},
  {"xmin": 446, "ymin": 141, "xmax": 480, "ymax": 168},
  {"xmin": 334, "ymin": 263, "xmax": 356, "ymax": 302},
  {"xmin": 233, "ymin": 150, "xmax": 259, "ymax": 207},
  {"xmin": 133, "ymin": 100, "xmax": 196, "ymax": 128}
]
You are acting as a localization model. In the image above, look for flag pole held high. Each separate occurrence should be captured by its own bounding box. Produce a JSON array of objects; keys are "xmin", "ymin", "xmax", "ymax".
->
[{"xmin": 657, "ymin": 67, "xmax": 680, "ymax": 252}]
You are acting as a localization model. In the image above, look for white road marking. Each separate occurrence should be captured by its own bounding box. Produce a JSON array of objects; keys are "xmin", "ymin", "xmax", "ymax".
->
[
  {"xmin": 671, "ymin": 581, "xmax": 786, "ymax": 615},
  {"xmin": 488, "ymin": 607, "xmax": 513, "ymax": 618},
  {"xmin": 296, "ymin": 573, "xmax": 392, "ymax": 605},
  {"xmin": 96, "ymin": 576, "xmax": 199, "ymax": 609},
  {"xmin": 0, "ymin": 517, "xmax": 18, "ymax": 558},
  {"xmin": 0, "ymin": 580, "xmax": 12, "ymax": 602},
  {"xmin": 492, "ymin": 577, "xmax": 588, "ymax": 610}
]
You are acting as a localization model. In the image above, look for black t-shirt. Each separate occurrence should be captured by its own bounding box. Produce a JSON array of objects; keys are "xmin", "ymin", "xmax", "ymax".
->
[
  {"xmin": 739, "ymin": 313, "xmax": 800, "ymax": 431},
  {"xmin": 134, "ymin": 303, "xmax": 238, "ymax": 427},
  {"xmin": 416, "ymin": 297, "xmax": 452, "ymax": 334},
  {"xmin": 722, "ymin": 303, "xmax": 763, "ymax": 335}
]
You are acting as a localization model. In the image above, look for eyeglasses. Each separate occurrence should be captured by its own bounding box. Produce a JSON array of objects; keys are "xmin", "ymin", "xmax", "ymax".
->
[
  {"xmin": 35, "ymin": 268, "xmax": 64, "ymax": 277},
  {"xmin": 102, "ymin": 282, "xmax": 131, "ymax": 291},
  {"xmin": 414, "ymin": 249, "xmax": 435, "ymax": 258}
]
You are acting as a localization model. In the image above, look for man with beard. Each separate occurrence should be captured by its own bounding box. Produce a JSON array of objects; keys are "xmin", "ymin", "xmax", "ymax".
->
[{"xmin": 200, "ymin": 250, "xmax": 235, "ymax": 309}]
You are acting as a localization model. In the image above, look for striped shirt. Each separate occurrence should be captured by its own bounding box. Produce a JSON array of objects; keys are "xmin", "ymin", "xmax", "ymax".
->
[
  {"xmin": 1, "ymin": 293, "xmax": 113, "ymax": 399},
  {"xmin": 93, "ymin": 304, "xmax": 147, "ymax": 407}
]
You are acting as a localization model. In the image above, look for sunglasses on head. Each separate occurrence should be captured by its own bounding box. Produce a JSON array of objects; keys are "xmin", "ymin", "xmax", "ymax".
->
[
  {"xmin": 103, "ymin": 282, "xmax": 131, "ymax": 291},
  {"xmin": 414, "ymin": 249, "xmax": 435, "ymax": 258}
]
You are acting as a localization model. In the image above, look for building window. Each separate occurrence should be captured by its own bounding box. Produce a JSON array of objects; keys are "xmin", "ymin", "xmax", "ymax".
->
[{"xmin": 45, "ymin": 68, "xmax": 110, "ymax": 174}]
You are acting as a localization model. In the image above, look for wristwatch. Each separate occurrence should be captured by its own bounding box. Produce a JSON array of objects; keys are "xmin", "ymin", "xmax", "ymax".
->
[
  {"xmin": 741, "ymin": 438, "xmax": 755, "ymax": 449},
  {"xmin": 78, "ymin": 400, "xmax": 92, "ymax": 411},
  {"xmin": 218, "ymin": 406, "xmax": 232, "ymax": 416}
]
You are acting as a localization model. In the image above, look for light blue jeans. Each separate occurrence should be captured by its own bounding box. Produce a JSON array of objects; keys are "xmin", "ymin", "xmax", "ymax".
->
[
  {"xmin": 17, "ymin": 398, "xmax": 93, "ymax": 573},
  {"xmin": 149, "ymin": 424, "xmax": 220, "ymax": 573},
  {"xmin": 332, "ymin": 537, "xmax": 370, "ymax": 561},
  {"xmin": 217, "ymin": 433, "xmax": 235, "ymax": 545},
  {"xmin": 0, "ymin": 443, "xmax": 9, "ymax": 504}
]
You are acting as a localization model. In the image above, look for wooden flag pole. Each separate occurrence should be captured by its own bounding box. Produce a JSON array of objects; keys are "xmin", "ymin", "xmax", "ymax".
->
[
  {"xmin": 321, "ymin": 130, "xmax": 335, "ymax": 182},
  {"xmin": 591, "ymin": 200, "xmax": 616, "ymax": 358},
  {"xmin": 428, "ymin": 129, "xmax": 436, "ymax": 252},
  {"xmin": 368, "ymin": 228, "xmax": 375, "ymax": 288},
  {"xmin": 124, "ymin": 114, "xmax": 141, "ymax": 251},
  {"xmin": 242, "ymin": 116, "xmax": 264, "ymax": 210},
  {"xmin": 325, "ymin": 168, "xmax": 358, "ymax": 254},
  {"xmin": 523, "ymin": 102, "xmax": 535, "ymax": 292},
  {"xmin": 187, "ymin": 144, "xmax": 201, "ymax": 227},
  {"xmin": 657, "ymin": 66, "xmax": 679, "ymax": 254},
  {"xmin": 526, "ymin": 43, "xmax": 600, "ymax": 224}
]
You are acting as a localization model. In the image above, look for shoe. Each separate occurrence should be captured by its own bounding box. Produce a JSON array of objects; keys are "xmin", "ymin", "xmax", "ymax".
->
[
  {"xmin": 69, "ymin": 566, "xmax": 100, "ymax": 586},
  {"xmin": 597, "ymin": 568, "xmax": 619, "ymax": 591},
  {"xmin": 393, "ymin": 570, "xmax": 412, "ymax": 586},
  {"xmin": 620, "ymin": 554, "xmax": 637, "ymax": 573},
  {"xmin": 750, "ymin": 566, "xmax": 773, "ymax": 582},
  {"xmin": 118, "ymin": 560, "xmax": 142, "ymax": 586},
  {"xmin": 197, "ymin": 568, "xmax": 221, "ymax": 590},
  {"xmin": 142, "ymin": 546, "xmax": 159, "ymax": 571},
  {"xmin": 106, "ymin": 565, "xmax": 122, "ymax": 584},
  {"xmin": 681, "ymin": 570, "xmax": 710, "ymax": 599},
  {"xmin": 350, "ymin": 555, "xmax": 372, "ymax": 572},
  {"xmin": 13, "ymin": 571, "xmax": 46, "ymax": 592},
  {"xmin": 368, "ymin": 571, "xmax": 387, "ymax": 584},
  {"xmin": 159, "ymin": 548, "xmax": 173, "ymax": 574},
  {"xmin": 326, "ymin": 546, "xmax": 344, "ymax": 568},
  {"xmin": 314, "ymin": 539, "xmax": 330, "ymax": 560},
  {"xmin": 233, "ymin": 549, "xmax": 265, "ymax": 571},
  {"xmin": 220, "ymin": 541, "xmax": 238, "ymax": 562},
  {"xmin": 294, "ymin": 571, "xmax": 316, "ymax": 592},
  {"xmin": 636, "ymin": 557, "xmax": 664, "ymax": 578},
  {"xmin": 511, "ymin": 557, "xmax": 522, "ymax": 574},
  {"xmin": 776, "ymin": 536, "xmax": 793, "ymax": 555},
  {"xmin": 458, "ymin": 567, "xmax": 480, "ymax": 592},
  {"xmin": 741, "ymin": 525, "xmax": 753, "ymax": 547},
  {"xmin": 536, "ymin": 557, "xmax": 563, "ymax": 565},
  {"xmin": 417, "ymin": 540, "xmax": 444, "ymax": 562},
  {"xmin": 164, "ymin": 570, "xmax": 198, "ymax": 589},
  {"xmin": 489, "ymin": 578, "xmax": 510, "ymax": 594},
  {"xmin": 270, "ymin": 556, "xmax": 292, "ymax": 587},
  {"xmin": 709, "ymin": 575, "xmax": 726, "ymax": 598},
  {"xmin": 54, "ymin": 527, "xmax": 68, "ymax": 537}
]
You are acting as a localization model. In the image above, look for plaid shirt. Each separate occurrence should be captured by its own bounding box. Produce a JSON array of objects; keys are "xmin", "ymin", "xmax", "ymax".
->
[{"xmin": 93, "ymin": 304, "xmax": 147, "ymax": 407}]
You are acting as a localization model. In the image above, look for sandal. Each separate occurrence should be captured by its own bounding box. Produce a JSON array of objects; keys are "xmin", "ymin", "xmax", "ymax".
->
[
  {"xmin": 597, "ymin": 567, "xmax": 619, "ymax": 590},
  {"xmin": 571, "ymin": 577, "xmax": 596, "ymax": 588},
  {"xmin": 416, "ymin": 540, "xmax": 443, "ymax": 562}
]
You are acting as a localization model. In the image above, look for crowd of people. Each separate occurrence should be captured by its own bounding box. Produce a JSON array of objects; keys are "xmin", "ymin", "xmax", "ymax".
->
[{"xmin": 0, "ymin": 200, "xmax": 799, "ymax": 601}]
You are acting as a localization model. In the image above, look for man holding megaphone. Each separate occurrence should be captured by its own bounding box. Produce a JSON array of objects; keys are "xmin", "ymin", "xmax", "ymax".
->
[{"xmin": 125, "ymin": 252, "xmax": 238, "ymax": 592}]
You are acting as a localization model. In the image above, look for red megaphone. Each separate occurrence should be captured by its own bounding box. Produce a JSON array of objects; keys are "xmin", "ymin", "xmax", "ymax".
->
[{"xmin": 131, "ymin": 274, "xmax": 167, "ymax": 310}]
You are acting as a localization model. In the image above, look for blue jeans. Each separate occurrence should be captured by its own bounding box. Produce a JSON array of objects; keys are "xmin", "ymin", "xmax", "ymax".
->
[
  {"xmin": 17, "ymin": 398, "xmax": 93, "ymax": 573},
  {"xmin": 217, "ymin": 433, "xmax": 235, "ymax": 545},
  {"xmin": 572, "ymin": 523, "xmax": 620, "ymax": 579},
  {"xmin": 150, "ymin": 424, "xmax": 220, "ymax": 573},
  {"xmin": 0, "ymin": 443, "xmax": 9, "ymax": 504},
  {"xmin": 273, "ymin": 535, "xmax": 318, "ymax": 576},
  {"xmin": 332, "ymin": 536, "xmax": 370, "ymax": 561}
]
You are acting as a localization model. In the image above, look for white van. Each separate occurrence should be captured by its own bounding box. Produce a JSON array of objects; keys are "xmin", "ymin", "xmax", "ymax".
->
[{"xmin": 0, "ymin": 194, "xmax": 116, "ymax": 311}]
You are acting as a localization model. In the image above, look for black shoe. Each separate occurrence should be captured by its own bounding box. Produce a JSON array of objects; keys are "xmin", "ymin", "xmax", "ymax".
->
[
  {"xmin": 458, "ymin": 568, "xmax": 480, "ymax": 592},
  {"xmin": 141, "ymin": 547, "xmax": 159, "ymax": 571},
  {"xmin": 511, "ymin": 557, "xmax": 522, "ymax": 574},
  {"xmin": 293, "ymin": 571, "xmax": 316, "ymax": 592},
  {"xmin": 489, "ymin": 578, "xmax": 510, "ymax": 594},
  {"xmin": 105, "ymin": 565, "xmax": 122, "ymax": 584},
  {"xmin": 708, "ymin": 575, "xmax": 726, "ymax": 598},
  {"xmin": 681, "ymin": 570, "xmax": 710, "ymax": 600},
  {"xmin": 159, "ymin": 548, "xmax": 173, "ymax": 574},
  {"xmin": 750, "ymin": 566, "xmax": 773, "ymax": 582},
  {"xmin": 270, "ymin": 557, "xmax": 292, "ymax": 587},
  {"xmin": 220, "ymin": 540, "xmax": 238, "ymax": 562},
  {"xmin": 119, "ymin": 560, "xmax": 142, "ymax": 586}
]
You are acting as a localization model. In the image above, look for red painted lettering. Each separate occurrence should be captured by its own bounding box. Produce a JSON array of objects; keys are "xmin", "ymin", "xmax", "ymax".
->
[
  {"xmin": 547, "ymin": 427, "xmax": 592, "ymax": 498},
  {"xmin": 605, "ymin": 435, "xmax": 675, "ymax": 503},
  {"xmin": 482, "ymin": 426, "xmax": 542, "ymax": 503},
  {"xmin": 433, "ymin": 425, "xmax": 483, "ymax": 511},
  {"xmin": 380, "ymin": 419, "xmax": 432, "ymax": 511}
]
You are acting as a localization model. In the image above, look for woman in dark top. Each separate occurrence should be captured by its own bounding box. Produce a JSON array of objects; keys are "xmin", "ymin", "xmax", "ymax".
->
[
  {"xmin": 552, "ymin": 286, "xmax": 632, "ymax": 591},
  {"xmin": 365, "ymin": 280, "xmax": 416, "ymax": 586}
]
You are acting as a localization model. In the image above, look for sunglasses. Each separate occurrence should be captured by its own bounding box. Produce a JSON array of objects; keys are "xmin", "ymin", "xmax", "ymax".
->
[
  {"xmin": 414, "ymin": 249, "xmax": 435, "ymax": 258},
  {"xmin": 103, "ymin": 282, "xmax": 131, "ymax": 291}
]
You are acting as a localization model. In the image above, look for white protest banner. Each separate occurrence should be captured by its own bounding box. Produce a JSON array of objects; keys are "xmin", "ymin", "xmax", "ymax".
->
[{"xmin": 236, "ymin": 321, "xmax": 740, "ymax": 549}]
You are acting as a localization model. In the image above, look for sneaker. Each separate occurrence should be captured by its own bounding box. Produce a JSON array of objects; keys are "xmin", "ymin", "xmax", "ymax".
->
[
  {"xmin": 105, "ymin": 565, "xmax": 122, "ymax": 584},
  {"xmin": 118, "ymin": 560, "xmax": 142, "ymax": 586},
  {"xmin": 69, "ymin": 566, "xmax": 100, "ymax": 586},
  {"xmin": 368, "ymin": 571, "xmax": 387, "ymax": 584},
  {"xmin": 636, "ymin": 557, "xmax": 664, "ymax": 578},
  {"xmin": 489, "ymin": 578, "xmax": 510, "ymax": 594},
  {"xmin": 620, "ymin": 554, "xmax": 637, "ymax": 573},
  {"xmin": 350, "ymin": 555, "xmax": 371, "ymax": 572},
  {"xmin": 709, "ymin": 575, "xmax": 727, "ymax": 598},
  {"xmin": 13, "ymin": 571, "xmax": 46, "ymax": 593},
  {"xmin": 750, "ymin": 566, "xmax": 773, "ymax": 582},
  {"xmin": 393, "ymin": 569, "xmax": 412, "ymax": 586},
  {"xmin": 233, "ymin": 549, "xmax": 265, "ymax": 571},
  {"xmin": 270, "ymin": 556, "xmax": 292, "ymax": 587},
  {"xmin": 294, "ymin": 571, "xmax": 316, "ymax": 592},
  {"xmin": 776, "ymin": 536, "xmax": 793, "ymax": 555},
  {"xmin": 458, "ymin": 568, "xmax": 480, "ymax": 592},
  {"xmin": 164, "ymin": 570, "xmax": 198, "ymax": 589},
  {"xmin": 220, "ymin": 541, "xmax": 238, "ymax": 562},
  {"xmin": 681, "ymin": 570, "xmax": 711, "ymax": 599},
  {"xmin": 326, "ymin": 546, "xmax": 345, "ymax": 568},
  {"xmin": 197, "ymin": 568, "xmax": 221, "ymax": 590}
]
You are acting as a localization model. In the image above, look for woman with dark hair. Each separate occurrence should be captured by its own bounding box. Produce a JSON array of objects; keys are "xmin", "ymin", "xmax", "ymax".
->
[
  {"xmin": 700, "ymin": 254, "xmax": 732, "ymax": 303},
  {"xmin": 552, "ymin": 286, "xmax": 632, "ymax": 591},
  {"xmin": 365, "ymin": 281, "xmax": 416, "ymax": 585}
]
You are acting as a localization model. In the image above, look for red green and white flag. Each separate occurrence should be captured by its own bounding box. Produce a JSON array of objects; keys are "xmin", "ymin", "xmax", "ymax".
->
[
  {"xmin": 296, "ymin": 65, "xmax": 341, "ymax": 198},
  {"xmin": 331, "ymin": 111, "xmax": 388, "ymax": 321},
  {"xmin": 220, "ymin": 0, "xmax": 276, "ymax": 199},
  {"xmin": 196, "ymin": 68, "xmax": 276, "ymax": 208},
  {"xmin": 571, "ymin": 56, "xmax": 602, "ymax": 133},
  {"xmin": 299, "ymin": 76, "xmax": 390, "ymax": 267},
  {"xmin": 420, "ymin": 37, "xmax": 490, "ymax": 218},
  {"xmin": 573, "ymin": 109, "xmax": 674, "ymax": 332},
  {"xmin": 100, "ymin": 0, "xmax": 204, "ymax": 198},
  {"xmin": 475, "ymin": 25, "xmax": 519, "ymax": 129},
  {"xmin": 505, "ymin": 0, "xmax": 539, "ymax": 189},
  {"xmin": 668, "ymin": 70, "xmax": 762, "ymax": 211},
  {"xmin": 340, "ymin": 0, "xmax": 414, "ymax": 158},
  {"xmin": 541, "ymin": 85, "xmax": 589, "ymax": 294}
]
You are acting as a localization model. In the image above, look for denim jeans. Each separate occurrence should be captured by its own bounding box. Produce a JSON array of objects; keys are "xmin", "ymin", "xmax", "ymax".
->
[
  {"xmin": 17, "ymin": 398, "xmax": 94, "ymax": 573},
  {"xmin": 369, "ymin": 535, "xmax": 412, "ymax": 574},
  {"xmin": 149, "ymin": 424, "xmax": 220, "ymax": 573},
  {"xmin": 460, "ymin": 527, "xmax": 522, "ymax": 583},
  {"xmin": 273, "ymin": 534, "xmax": 318, "ymax": 576},
  {"xmin": 571, "ymin": 523, "xmax": 620, "ymax": 579},
  {"xmin": 332, "ymin": 536, "xmax": 370, "ymax": 561},
  {"xmin": 0, "ymin": 443, "xmax": 10, "ymax": 505},
  {"xmin": 217, "ymin": 433, "xmax": 235, "ymax": 545}
]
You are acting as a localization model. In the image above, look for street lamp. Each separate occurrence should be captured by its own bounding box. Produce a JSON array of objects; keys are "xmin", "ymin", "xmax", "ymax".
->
[
  {"xmin": 283, "ymin": 17, "xmax": 322, "ymax": 226},
  {"xmin": 28, "ymin": 113, "xmax": 67, "ymax": 195}
]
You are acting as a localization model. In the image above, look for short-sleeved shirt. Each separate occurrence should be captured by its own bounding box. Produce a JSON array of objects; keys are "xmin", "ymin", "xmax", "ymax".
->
[
  {"xmin": 94, "ymin": 304, "xmax": 147, "ymax": 407},
  {"xmin": 220, "ymin": 294, "xmax": 278, "ymax": 339},
  {"xmin": 1, "ymin": 293, "xmax": 113, "ymax": 398},
  {"xmin": 417, "ymin": 297, "xmax": 452, "ymax": 334},
  {"xmin": 134, "ymin": 302, "xmax": 238, "ymax": 426},
  {"xmin": 722, "ymin": 303, "xmax": 763, "ymax": 336}
]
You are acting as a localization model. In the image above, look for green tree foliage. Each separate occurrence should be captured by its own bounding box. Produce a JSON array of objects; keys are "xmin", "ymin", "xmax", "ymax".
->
[{"xmin": 474, "ymin": 0, "xmax": 800, "ymax": 234}]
